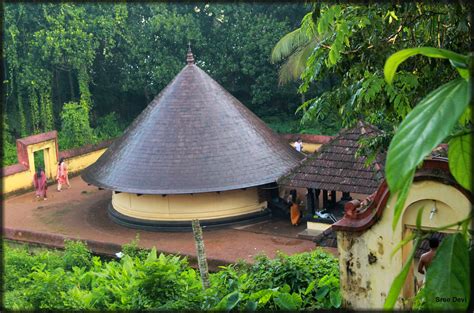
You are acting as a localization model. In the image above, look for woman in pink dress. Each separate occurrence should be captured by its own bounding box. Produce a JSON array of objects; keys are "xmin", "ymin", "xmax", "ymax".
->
[
  {"xmin": 56, "ymin": 158, "xmax": 70, "ymax": 191},
  {"xmin": 33, "ymin": 168, "xmax": 48, "ymax": 200}
]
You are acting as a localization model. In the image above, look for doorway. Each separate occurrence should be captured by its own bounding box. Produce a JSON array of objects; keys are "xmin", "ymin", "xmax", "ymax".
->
[{"xmin": 33, "ymin": 148, "xmax": 52, "ymax": 181}]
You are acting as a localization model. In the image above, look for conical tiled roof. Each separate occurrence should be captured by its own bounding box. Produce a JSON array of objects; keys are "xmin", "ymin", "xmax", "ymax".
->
[
  {"xmin": 278, "ymin": 121, "xmax": 385, "ymax": 195},
  {"xmin": 82, "ymin": 51, "xmax": 302, "ymax": 194}
]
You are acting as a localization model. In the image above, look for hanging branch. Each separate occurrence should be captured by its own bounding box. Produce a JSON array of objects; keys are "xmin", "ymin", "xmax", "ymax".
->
[{"xmin": 191, "ymin": 219, "xmax": 210, "ymax": 290}]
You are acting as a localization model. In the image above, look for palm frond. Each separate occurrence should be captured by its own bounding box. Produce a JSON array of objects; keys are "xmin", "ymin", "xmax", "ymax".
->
[
  {"xmin": 271, "ymin": 27, "xmax": 309, "ymax": 63},
  {"xmin": 278, "ymin": 38, "xmax": 319, "ymax": 85}
]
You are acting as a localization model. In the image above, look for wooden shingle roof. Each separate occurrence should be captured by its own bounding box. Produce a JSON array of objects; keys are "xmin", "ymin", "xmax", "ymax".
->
[
  {"xmin": 278, "ymin": 121, "xmax": 385, "ymax": 195},
  {"xmin": 82, "ymin": 49, "xmax": 302, "ymax": 194}
]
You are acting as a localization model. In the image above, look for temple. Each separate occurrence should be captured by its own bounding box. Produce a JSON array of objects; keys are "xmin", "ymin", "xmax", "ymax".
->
[{"xmin": 82, "ymin": 46, "xmax": 302, "ymax": 230}]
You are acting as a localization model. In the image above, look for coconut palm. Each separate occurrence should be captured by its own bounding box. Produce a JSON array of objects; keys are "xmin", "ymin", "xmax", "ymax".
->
[{"xmin": 271, "ymin": 10, "xmax": 319, "ymax": 85}]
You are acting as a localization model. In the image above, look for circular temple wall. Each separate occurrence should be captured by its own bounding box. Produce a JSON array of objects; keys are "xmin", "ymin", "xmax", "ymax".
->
[{"xmin": 108, "ymin": 188, "xmax": 270, "ymax": 230}]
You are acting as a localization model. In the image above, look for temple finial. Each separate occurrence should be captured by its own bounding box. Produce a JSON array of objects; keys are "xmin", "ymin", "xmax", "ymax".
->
[{"xmin": 186, "ymin": 42, "xmax": 195, "ymax": 65}]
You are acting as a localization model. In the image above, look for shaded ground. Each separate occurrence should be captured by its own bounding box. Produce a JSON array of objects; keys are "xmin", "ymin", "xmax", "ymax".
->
[{"xmin": 4, "ymin": 176, "xmax": 334, "ymax": 266}]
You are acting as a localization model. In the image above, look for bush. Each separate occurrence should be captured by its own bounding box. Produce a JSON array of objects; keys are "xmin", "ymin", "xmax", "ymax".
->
[
  {"xmin": 62, "ymin": 240, "xmax": 92, "ymax": 270},
  {"xmin": 3, "ymin": 244, "xmax": 37, "ymax": 291},
  {"xmin": 59, "ymin": 101, "xmax": 96, "ymax": 149},
  {"xmin": 121, "ymin": 234, "xmax": 149, "ymax": 260},
  {"xmin": 3, "ymin": 242, "xmax": 340, "ymax": 311},
  {"xmin": 93, "ymin": 112, "xmax": 123, "ymax": 141},
  {"xmin": 204, "ymin": 249, "xmax": 341, "ymax": 310}
]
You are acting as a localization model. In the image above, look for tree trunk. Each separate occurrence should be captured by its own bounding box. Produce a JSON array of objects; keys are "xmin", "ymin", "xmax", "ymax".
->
[{"xmin": 191, "ymin": 219, "xmax": 210, "ymax": 290}]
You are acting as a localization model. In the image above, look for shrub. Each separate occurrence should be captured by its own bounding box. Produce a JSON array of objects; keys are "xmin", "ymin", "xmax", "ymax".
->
[
  {"xmin": 62, "ymin": 240, "xmax": 92, "ymax": 270},
  {"xmin": 93, "ymin": 112, "xmax": 123, "ymax": 141},
  {"xmin": 3, "ymin": 244, "xmax": 37, "ymax": 291},
  {"xmin": 59, "ymin": 101, "xmax": 96, "ymax": 149},
  {"xmin": 3, "ymin": 242, "xmax": 340, "ymax": 311},
  {"xmin": 121, "ymin": 234, "xmax": 149, "ymax": 260}
]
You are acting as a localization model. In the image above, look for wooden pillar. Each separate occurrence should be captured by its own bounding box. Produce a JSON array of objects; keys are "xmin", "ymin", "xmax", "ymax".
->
[
  {"xmin": 307, "ymin": 188, "xmax": 315, "ymax": 214},
  {"xmin": 314, "ymin": 189, "xmax": 320, "ymax": 212},
  {"xmin": 322, "ymin": 190, "xmax": 328, "ymax": 209},
  {"xmin": 331, "ymin": 190, "xmax": 337, "ymax": 208}
]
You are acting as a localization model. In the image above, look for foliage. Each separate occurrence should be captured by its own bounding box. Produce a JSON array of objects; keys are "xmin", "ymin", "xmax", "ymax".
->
[
  {"xmin": 2, "ymin": 118, "xmax": 18, "ymax": 166},
  {"xmin": 3, "ymin": 241, "xmax": 340, "ymax": 311},
  {"xmin": 382, "ymin": 47, "xmax": 471, "ymax": 310},
  {"xmin": 202, "ymin": 249, "xmax": 340, "ymax": 310},
  {"xmin": 3, "ymin": 3, "xmax": 308, "ymax": 142},
  {"xmin": 59, "ymin": 101, "xmax": 96, "ymax": 149},
  {"xmin": 62, "ymin": 239, "xmax": 93, "ymax": 270},
  {"xmin": 424, "ymin": 233, "xmax": 470, "ymax": 310},
  {"xmin": 384, "ymin": 48, "xmax": 471, "ymax": 230},
  {"xmin": 93, "ymin": 112, "xmax": 123, "ymax": 141},
  {"xmin": 274, "ymin": 3, "xmax": 470, "ymax": 150},
  {"xmin": 121, "ymin": 233, "xmax": 149, "ymax": 260}
]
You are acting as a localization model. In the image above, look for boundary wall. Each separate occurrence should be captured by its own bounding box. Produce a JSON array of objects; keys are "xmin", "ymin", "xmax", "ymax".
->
[{"xmin": 2, "ymin": 131, "xmax": 331, "ymax": 197}]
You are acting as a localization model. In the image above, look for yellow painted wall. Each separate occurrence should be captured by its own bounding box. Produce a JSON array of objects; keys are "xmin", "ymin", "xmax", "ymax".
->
[
  {"xmin": 66, "ymin": 148, "xmax": 107, "ymax": 175},
  {"xmin": 337, "ymin": 180, "xmax": 471, "ymax": 310},
  {"xmin": 2, "ymin": 146, "xmax": 107, "ymax": 196},
  {"xmin": 2, "ymin": 170, "xmax": 33, "ymax": 195},
  {"xmin": 112, "ymin": 188, "xmax": 267, "ymax": 221},
  {"xmin": 3, "ymin": 140, "xmax": 58, "ymax": 195},
  {"xmin": 307, "ymin": 221, "xmax": 331, "ymax": 231},
  {"xmin": 289, "ymin": 142, "xmax": 322, "ymax": 154}
]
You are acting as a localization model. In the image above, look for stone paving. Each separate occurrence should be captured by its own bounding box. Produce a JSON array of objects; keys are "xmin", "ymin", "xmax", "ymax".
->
[{"xmin": 3, "ymin": 176, "xmax": 335, "ymax": 269}]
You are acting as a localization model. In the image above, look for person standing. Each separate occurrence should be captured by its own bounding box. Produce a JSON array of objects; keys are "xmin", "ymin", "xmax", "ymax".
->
[
  {"xmin": 56, "ymin": 158, "xmax": 70, "ymax": 191},
  {"xmin": 33, "ymin": 167, "xmax": 48, "ymax": 200},
  {"xmin": 417, "ymin": 237, "xmax": 440, "ymax": 284},
  {"xmin": 294, "ymin": 138, "xmax": 303, "ymax": 152},
  {"xmin": 288, "ymin": 189, "xmax": 301, "ymax": 226}
]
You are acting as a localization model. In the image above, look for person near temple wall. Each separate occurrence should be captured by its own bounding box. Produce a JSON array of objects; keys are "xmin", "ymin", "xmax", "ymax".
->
[
  {"xmin": 294, "ymin": 138, "xmax": 303, "ymax": 152},
  {"xmin": 417, "ymin": 237, "xmax": 440, "ymax": 287},
  {"xmin": 56, "ymin": 158, "xmax": 70, "ymax": 191},
  {"xmin": 33, "ymin": 167, "xmax": 47, "ymax": 200},
  {"xmin": 288, "ymin": 189, "xmax": 301, "ymax": 226}
]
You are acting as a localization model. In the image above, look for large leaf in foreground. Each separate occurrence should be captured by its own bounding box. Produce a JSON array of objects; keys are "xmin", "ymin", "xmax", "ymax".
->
[
  {"xmin": 448, "ymin": 133, "xmax": 472, "ymax": 192},
  {"xmin": 385, "ymin": 78, "xmax": 470, "ymax": 191},
  {"xmin": 425, "ymin": 233, "xmax": 470, "ymax": 311},
  {"xmin": 384, "ymin": 47, "xmax": 468, "ymax": 84},
  {"xmin": 384, "ymin": 237, "xmax": 420, "ymax": 309}
]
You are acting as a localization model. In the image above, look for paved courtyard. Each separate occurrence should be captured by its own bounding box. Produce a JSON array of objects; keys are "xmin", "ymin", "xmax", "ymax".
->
[{"xmin": 4, "ymin": 176, "xmax": 334, "ymax": 269}]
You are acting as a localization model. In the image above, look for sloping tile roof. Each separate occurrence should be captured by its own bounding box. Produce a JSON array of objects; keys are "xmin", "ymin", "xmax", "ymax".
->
[
  {"xmin": 278, "ymin": 121, "xmax": 385, "ymax": 195},
  {"xmin": 82, "ymin": 50, "xmax": 302, "ymax": 194}
]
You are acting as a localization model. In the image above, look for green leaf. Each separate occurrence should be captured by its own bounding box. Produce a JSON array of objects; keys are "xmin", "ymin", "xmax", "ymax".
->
[
  {"xmin": 274, "ymin": 293, "xmax": 299, "ymax": 310},
  {"xmin": 213, "ymin": 291, "xmax": 241, "ymax": 311},
  {"xmin": 304, "ymin": 280, "xmax": 317, "ymax": 295},
  {"xmin": 425, "ymin": 233, "xmax": 470, "ymax": 311},
  {"xmin": 415, "ymin": 206, "xmax": 424, "ymax": 230},
  {"xmin": 384, "ymin": 47, "xmax": 468, "ymax": 84},
  {"xmin": 391, "ymin": 169, "xmax": 415, "ymax": 230},
  {"xmin": 386, "ymin": 78, "xmax": 470, "ymax": 194},
  {"xmin": 448, "ymin": 133, "xmax": 472, "ymax": 192},
  {"xmin": 245, "ymin": 300, "xmax": 257, "ymax": 311},
  {"xmin": 329, "ymin": 290, "xmax": 342, "ymax": 308},
  {"xmin": 315, "ymin": 285, "xmax": 330, "ymax": 300},
  {"xmin": 390, "ymin": 229, "xmax": 417, "ymax": 259},
  {"xmin": 458, "ymin": 106, "xmax": 472, "ymax": 125},
  {"xmin": 384, "ymin": 237, "xmax": 420, "ymax": 309}
]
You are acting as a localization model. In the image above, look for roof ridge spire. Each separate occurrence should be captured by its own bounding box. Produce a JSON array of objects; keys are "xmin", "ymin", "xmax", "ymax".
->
[{"xmin": 186, "ymin": 42, "xmax": 195, "ymax": 65}]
